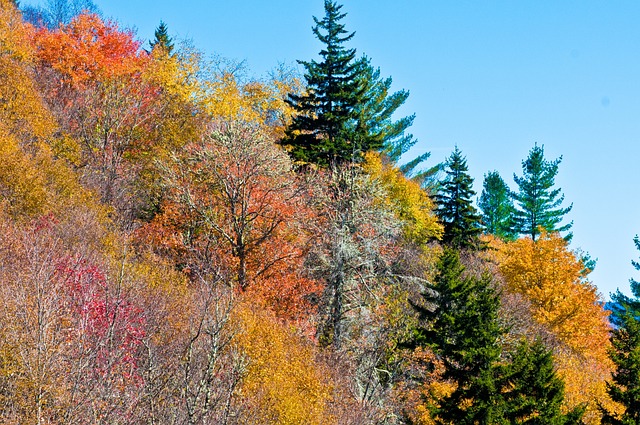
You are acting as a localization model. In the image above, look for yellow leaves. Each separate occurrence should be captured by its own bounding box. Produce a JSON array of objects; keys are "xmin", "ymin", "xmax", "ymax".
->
[
  {"xmin": 202, "ymin": 70, "xmax": 300, "ymax": 139},
  {"xmin": 0, "ymin": 0, "xmax": 32, "ymax": 63},
  {"xmin": 496, "ymin": 231, "xmax": 610, "ymax": 361},
  {"xmin": 233, "ymin": 299, "xmax": 332, "ymax": 425},
  {"xmin": 0, "ymin": 124, "xmax": 48, "ymax": 216},
  {"xmin": 493, "ymin": 231, "xmax": 613, "ymax": 424},
  {"xmin": 203, "ymin": 73, "xmax": 277, "ymax": 125},
  {"xmin": 0, "ymin": 3, "xmax": 56, "ymax": 141},
  {"xmin": 363, "ymin": 151, "xmax": 443, "ymax": 245},
  {"xmin": 555, "ymin": 350, "xmax": 619, "ymax": 425},
  {"xmin": 392, "ymin": 347, "xmax": 449, "ymax": 425},
  {"xmin": 0, "ymin": 120, "xmax": 97, "ymax": 223},
  {"xmin": 145, "ymin": 46, "xmax": 200, "ymax": 106}
]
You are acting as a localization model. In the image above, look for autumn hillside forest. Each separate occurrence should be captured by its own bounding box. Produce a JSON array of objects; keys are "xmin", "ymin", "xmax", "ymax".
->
[{"xmin": 1, "ymin": 0, "xmax": 639, "ymax": 423}]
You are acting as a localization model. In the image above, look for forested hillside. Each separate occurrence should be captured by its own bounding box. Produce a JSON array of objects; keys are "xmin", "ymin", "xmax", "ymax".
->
[{"xmin": 1, "ymin": 0, "xmax": 638, "ymax": 423}]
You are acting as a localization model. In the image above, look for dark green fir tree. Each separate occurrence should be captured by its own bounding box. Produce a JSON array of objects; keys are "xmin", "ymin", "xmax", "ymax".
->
[
  {"xmin": 149, "ymin": 21, "xmax": 174, "ymax": 55},
  {"xmin": 513, "ymin": 144, "xmax": 573, "ymax": 241},
  {"xmin": 410, "ymin": 249, "xmax": 582, "ymax": 424},
  {"xmin": 478, "ymin": 171, "xmax": 517, "ymax": 240},
  {"xmin": 412, "ymin": 248, "xmax": 505, "ymax": 424},
  {"xmin": 282, "ymin": 0, "xmax": 367, "ymax": 167},
  {"xmin": 501, "ymin": 339, "xmax": 584, "ymax": 425},
  {"xmin": 435, "ymin": 147, "xmax": 482, "ymax": 250},
  {"xmin": 602, "ymin": 235, "xmax": 640, "ymax": 425}
]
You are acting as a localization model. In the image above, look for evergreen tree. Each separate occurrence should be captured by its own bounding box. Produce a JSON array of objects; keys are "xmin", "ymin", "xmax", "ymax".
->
[
  {"xmin": 149, "ymin": 21, "xmax": 174, "ymax": 55},
  {"xmin": 435, "ymin": 147, "xmax": 482, "ymax": 249},
  {"xmin": 282, "ymin": 1, "xmax": 429, "ymax": 171},
  {"xmin": 352, "ymin": 56, "xmax": 430, "ymax": 168},
  {"xmin": 602, "ymin": 235, "xmax": 640, "ymax": 424},
  {"xmin": 282, "ymin": 0, "xmax": 367, "ymax": 167},
  {"xmin": 513, "ymin": 144, "xmax": 573, "ymax": 241},
  {"xmin": 411, "ymin": 249, "xmax": 582, "ymax": 424},
  {"xmin": 502, "ymin": 339, "xmax": 584, "ymax": 425},
  {"xmin": 413, "ymin": 248, "xmax": 505, "ymax": 424},
  {"xmin": 478, "ymin": 171, "xmax": 517, "ymax": 240}
]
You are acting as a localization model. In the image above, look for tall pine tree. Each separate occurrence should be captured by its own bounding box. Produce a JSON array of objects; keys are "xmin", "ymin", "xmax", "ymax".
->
[
  {"xmin": 411, "ymin": 250, "xmax": 582, "ymax": 424},
  {"xmin": 412, "ymin": 248, "xmax": 504, "ymax": 424},
  {"xmin": 502, "ymin": 339, "xmax": 584, "ymax": 425},
  {"xmin": 478, "ymin": 171, "xmax": 517, "ymax": 240},
  {"xmin": 513, "ymin": 144, "xmax": 573, "ymax": 241},
  {"xmin": 602, "ymin": 235, "xmax": 640, "ymax": 424},
  {"xmin": 282, "ymin": 0, "xmax": 367, "ymax": 167},
  {"xmin": 435, "ymin": 147, "xmax": 482, "ymax": 249},
  {"xmin": 149, "ymin": 21, "xmax": 174, "ymax": 55},
  {"xmin": 282, "ymin": 1, "xmax": 423, "ymax": 169}
]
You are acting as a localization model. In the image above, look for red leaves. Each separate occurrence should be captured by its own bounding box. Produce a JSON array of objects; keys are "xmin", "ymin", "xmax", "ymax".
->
[{"xmin": 56, "ymin": 257, "xmax": 146, "ymax": 386}]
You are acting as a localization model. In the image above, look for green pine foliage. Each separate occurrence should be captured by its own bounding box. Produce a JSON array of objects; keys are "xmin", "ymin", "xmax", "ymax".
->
[
  {"xmin": 282, "ymin": 0, "xmax": 367, "ymax": 167},
  {"xmin": 513, "ymin": 144, "xmax": 573, "ymax": 241},
  {"xmin": 478, "ymin": 171, "xmax": 517, "ymax": 241},
  {"xmin": 435, "ymin": 147, "xmax": 483, "ymax": 250},
  {"xmin": 410, "ymin": 248, "xmax": 580, "ymax": 424},
  {"xmin": 282, "ymin": 1, "xmax": 424, "ymax": 170},
  {"xmin": 413, "ymin": 248, "xmax": 505, "ymax": 424},
  {"xmin": 602, "ymin": 235, "xmax": 640, "ymax": 424},
  {"xmin": 602, "ymin": 309, "xmax": 640, "ymax": 425},
  {"xmin": 502, "ymin": 339, "xmax": 584, "ymax": 425},
  {"xmin": 353, "ymin": 56, "xmax": 434, "ymax": 178},
  {"xmin": 150, "ymin": 21, "xmax": 174, "ymax": 55}
]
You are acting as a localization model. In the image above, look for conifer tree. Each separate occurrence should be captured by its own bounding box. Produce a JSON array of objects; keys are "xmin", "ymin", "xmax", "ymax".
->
[
  {"xmin": 411, "ymin": 249, "xmax": 582, "ymax": 424},
  {"xmin": 435, "ymin": 147, "xmax": 482, "ymax": 249},
  {"xmin": 502, "ymin": 339, "xmax": 584, "ymax": 425},
  {"xmin": 282, "ymin": 1, "xmax": 427, "ymax": 171},
  {"xmin": 352, "ymin": 57, "xmax": 428, "ymax": 168},
  {"xmin": 478, "ymin": 171, "xmax": 516, "ymax": 240},
  {"xmin": 413, "ymin": 248, "xmax": 504, "ymax": 424},
  {"xmin": 602, "ymin": 235, "xmax": 640, "ymax": 424},
  {"xmin": 513, "ymin": 144, "xmax": 573, "ymax": 241},
  {"xmin": 282, "ymin": 0, "xmax": 367, "ymax": 167},
  {"xmin": 149, "ymin": 21, "xmax": 174, "ymax": 55}
]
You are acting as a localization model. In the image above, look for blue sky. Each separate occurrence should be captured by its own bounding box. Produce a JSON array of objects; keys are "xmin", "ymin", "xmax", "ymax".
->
[{"xmin": 24, "ymin": 1, "xmax": 640, "ymax": 299}]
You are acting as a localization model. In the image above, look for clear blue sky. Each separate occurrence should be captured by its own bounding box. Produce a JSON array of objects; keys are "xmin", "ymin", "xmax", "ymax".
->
[{"xmin": 25, "ymin": 0, "xmax": 640, "ymax": 299}]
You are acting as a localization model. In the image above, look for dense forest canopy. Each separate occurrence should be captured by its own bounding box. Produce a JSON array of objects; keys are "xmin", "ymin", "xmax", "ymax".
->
[{"xmin": 0, "ymin": 0, "xmax": 638, "ymax": 423}]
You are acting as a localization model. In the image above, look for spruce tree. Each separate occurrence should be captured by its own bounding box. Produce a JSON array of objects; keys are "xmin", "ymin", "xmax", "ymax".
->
[
  {"xmin": 413, "ymin": 248, "xmax": 504, "ymax": 424},
  {"xmin": 478, "ymin": 171, "xmax": 517, "ymax": 240},
  {"xmin": 435, "ymin": 147, "xmax": 482, "ymax": 249},
  {"xmin": 411, "ymin": 250, "xmax": 582, "ymax": 424},
  {"xmin": 513, "ymin": 144, "xmax": 573, "ymax": 241},
  {"xmin": 282, "ymin": 0, "xmax": 367, "ymax": 167},
  {"xmin": 602, "ymin": 235, "xmax": 640, "ymax": 424},
  {"xmin": 149, "ymin": 21, "xmax": 174, "ymax": 55},
  {"xmin": 282, "ymin": 1, "xmax": 428, "ymax": 171},
  {"xmin": 502, "ymin": 339, "xmax": 584, "ymax": 425},
  {"xmin": 352, "ymin": 57, "xmax": 425, "ymax": 163}
]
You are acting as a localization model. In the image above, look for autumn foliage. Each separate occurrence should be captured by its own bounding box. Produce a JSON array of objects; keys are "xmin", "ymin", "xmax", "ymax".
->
[
  {"xmin": 0, "ymin": 2, "xmax": 622, "ymax": 424},
  {"xmin": 492, "ymin": 231, "xmax": 614, "ymax": 423}
]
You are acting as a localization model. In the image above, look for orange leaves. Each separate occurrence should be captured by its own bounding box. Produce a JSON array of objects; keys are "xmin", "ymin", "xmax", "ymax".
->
[
  {"xmin": 33, "ymin": 14, "xmax": 146, "ymax": 88},
  {"xmin": 493, "ymin": 231, "xmax": 613, "ymax": 423},
  {"xmin": 0, "ymin": 1, "xmax": 56, "ymax": 141},
  {"xmin": 496, "ymin": 231, "xmax": 610, "ymax": 361},
  {"xmin": 139, "ymin": 119, "xmax": 321, "ymax": 322}
]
